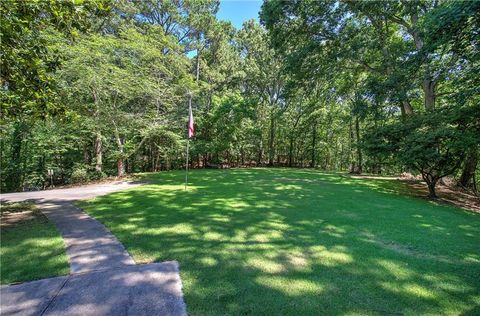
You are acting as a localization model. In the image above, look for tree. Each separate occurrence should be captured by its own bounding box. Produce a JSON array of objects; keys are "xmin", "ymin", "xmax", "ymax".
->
[
  {"xmin": 2, "ymin": 0, "xmax": 478, "ymax": 197},
  {"xmin": 238, "ymin": 20, "xmax": 287, "ymax": 166},
  {"xmin": 0, "ymin": 0, "xmax": 110, "ymax": 120},
  {"xmin": 58, "ymin": 26, "xmax": 190, "ymax": 177},
  {"xmin": 364, "ymin": 105, "xmax": 480, "ymax": 197},
  {"xmin": 261, "ymin": 0, "xmax": 480, "ymax": 195},
  {"xmin": 423, "ymin": 0, "xmax": 480, "ymax": 190},
  {"xmin": 0, "ymin": 0, "xmax": 109, "ymax": 191}
]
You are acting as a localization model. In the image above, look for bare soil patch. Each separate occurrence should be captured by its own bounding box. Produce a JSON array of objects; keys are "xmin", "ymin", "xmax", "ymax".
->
[
  {"xmin": 406, "ymin": 180, "xmax": 480, "ymax": 213},
  {"xmin": 0, "ymin": 202, "xmax": 47, "ymax": 228},
  {"xmin": 348, "ymin": 174, "xmax": 480, "ymax": 213}
]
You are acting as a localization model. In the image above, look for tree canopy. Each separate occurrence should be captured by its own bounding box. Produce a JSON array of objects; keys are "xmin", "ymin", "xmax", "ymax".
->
[{"xmin": 1, "ymin": 0, "xmax": 479, "ymax": 197}]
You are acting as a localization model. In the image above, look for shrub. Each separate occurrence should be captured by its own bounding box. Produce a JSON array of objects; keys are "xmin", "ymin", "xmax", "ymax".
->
[
  {"xmin": 70, "ymin": 165, "xmax": 89, "ymax": 183},
  {"xmin": 89, "ymin": 170, "xmax": 106, "ymax": 180}
]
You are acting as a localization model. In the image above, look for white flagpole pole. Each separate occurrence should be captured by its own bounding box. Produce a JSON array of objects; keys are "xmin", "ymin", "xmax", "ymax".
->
[{"xmin": 185, "ymin": 138, "xmax": 189, "ymax": 190}]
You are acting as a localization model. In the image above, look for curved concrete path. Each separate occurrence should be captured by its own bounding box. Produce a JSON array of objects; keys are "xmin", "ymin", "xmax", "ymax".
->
[
  {"xmin": 0, "ymin": 181, "xmax": 187, "ymax": 316},
  {"xmin": 37, "ymin": 201, "xmax": 135, "ymax": 273}
]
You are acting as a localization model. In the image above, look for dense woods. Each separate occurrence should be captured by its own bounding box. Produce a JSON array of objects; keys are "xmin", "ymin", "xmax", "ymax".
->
[{"xmin": 1, "ymin": 0, "xmax": 479, "ymax": 197}]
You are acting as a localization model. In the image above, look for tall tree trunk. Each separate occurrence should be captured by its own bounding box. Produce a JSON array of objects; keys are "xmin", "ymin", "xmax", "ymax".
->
[
  {"xmin": 150, "ymin": 145, "xmax": 155, "ymax": 171},
  {"xmin": 258, "ymin": 140, "xmax": 263, "ymax": 166},
  {"xmin": 409, "ymin": 25, "xmax": 436, "ymax": 112},
  {"xmin": 268, "ymin": 111, "xmax": 275, "ymax": 166},
  {"xmin": 155, "ymin": 150, "xmax": 161, "ymax": 171},
  {"xmin": 311, "ymin": 120, "xmax": 317, "ymax": 168},
  {"xmin": 427, "ymin": 180, "xmax": 437, "ymax": 198},
  {"xmin": 401, "ymin": 100, "xmax": 414, "ymax": 116},
  {"xmin": 289, "ymin": 137, "xmax": 294, "ymax": 167},
  {"xmin": 117, "ymin": 159, "xmax": 125, "ymax": 177},
  {"xmin": 355, "ymin": 116, "xmax": 363, "ymax": 174},
  {"xmin": 349, "ymin": 119, "xmax": 356, "ymax": 173},
  {"xmin": 114, "ymin": 130, "xmax": 125, "ymax": 177},
  {"xmin": 423, "ymin": 173, "xmax": 438, "ymax": 198},
  {"xmin": 339, "ymin": 143, "xmax": 344, "ymax": 171},
  {"xmin": 458, "ymin": 147, "xmax": 479, "ymax": 189},
  {"xmin": 94, "ymin": 132, "xmax": 102, "ymax": 172},
  {"xmin": 422, "ymin": 80, "xmax": 436, "ymax": 111},
  {"xmin": 333, "ymin": 138, "xmax": 338, "ymax": 171}
]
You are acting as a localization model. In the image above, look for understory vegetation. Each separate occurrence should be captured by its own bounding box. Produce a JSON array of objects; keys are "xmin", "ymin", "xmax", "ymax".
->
[
  {"xmin": 1, "ymin": 1, "xmax": 479, "ymax": 197},
  {"xmin": 79, "ymin": 169, "xmax": 480, "ymax": 315}
]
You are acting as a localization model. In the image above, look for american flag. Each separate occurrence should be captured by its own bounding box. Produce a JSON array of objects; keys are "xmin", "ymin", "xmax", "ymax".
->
[{"xmin": 188, "ymin": 103, "xmax": 194, "ymax": 138}]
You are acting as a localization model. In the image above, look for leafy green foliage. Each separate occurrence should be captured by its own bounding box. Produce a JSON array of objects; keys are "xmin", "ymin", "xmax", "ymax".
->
[
  {"xmin": 364, "ymin": 105, "xmax": 480, "ymax": 196},
  {"xmin": 262, "ymin": 0, "xmax": 480, "ymax": 193},
  {"xmin": 70, "ymin": 164, "xmax": 90, "ymax": 183},
  {"xmin": 1, "ymin": 0, "xmax": 478, "ymax": 196},
  {"xmin": 0, "ymin": 0, "xmax": 110, "ymax": 120}
]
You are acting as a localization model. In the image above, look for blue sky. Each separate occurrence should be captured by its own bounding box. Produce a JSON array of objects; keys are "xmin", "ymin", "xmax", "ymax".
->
[
  {"xmin": 217, "ymin": 0, "xmax": 263, "ymax": 29},
  {"xmin": 188, "ymin": 1, "xmax": 262, "ymax": 57}
]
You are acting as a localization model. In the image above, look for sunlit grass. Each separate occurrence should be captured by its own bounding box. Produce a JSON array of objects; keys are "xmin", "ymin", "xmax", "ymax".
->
[
  {"xmin": 79, "ymin": 168, "xmax": 480, "ymax": 315},
  {"xmin": 0, "ymin": 204, "xmax": 69, "ymax": 284}
]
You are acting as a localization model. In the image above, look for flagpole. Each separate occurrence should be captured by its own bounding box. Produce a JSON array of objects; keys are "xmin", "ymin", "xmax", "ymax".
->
[{"xmin": 185, "ymin": 138, "xmax": 189, "ymax": 190}]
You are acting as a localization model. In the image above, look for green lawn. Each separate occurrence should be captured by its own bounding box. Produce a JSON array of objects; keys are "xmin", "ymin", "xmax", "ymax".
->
[
  {"xmin": 79, "ymin": 169, "xmax": 480, "ymax": 315},
  {"xmin": 0, "ymin": 203, "xmax": 70, "ymax": 284}
]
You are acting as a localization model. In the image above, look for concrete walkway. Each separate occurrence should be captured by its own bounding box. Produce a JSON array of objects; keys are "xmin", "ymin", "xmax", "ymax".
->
[
  {"xmin": 39, "ymin": 201, "xmax": 135, "ymax": 273},
  {"xmin": 0, "ymin": 181, "xmax": 187, "ymax": 316},
  {"xmin": 1, "ymin": 262, "xmax": 186, "ymax": 316},
  {"xmin": 0, "ymin": 181, "xmax": 144, "ymax": 202}
]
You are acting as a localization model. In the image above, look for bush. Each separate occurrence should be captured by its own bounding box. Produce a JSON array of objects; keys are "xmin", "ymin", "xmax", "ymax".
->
[
  {"xmin": 23, "ymin": 173, "xmax": 45, "ymax": 191},
  {"xmin": 89, "ymin": 170, "xmax": 106, "ymax": 180},
  {"xmin": 70, "ymin": 165, "xmax": 89, "ymax": 183}
]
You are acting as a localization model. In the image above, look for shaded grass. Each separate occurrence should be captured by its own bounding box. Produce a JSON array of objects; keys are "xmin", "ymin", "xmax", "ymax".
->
[
  {"xmin": 79, "ymin": 168, "xmax": 480, "ymax": 315},
  {"xmin": 0, "ymin": 203, "xmax": 69, "ymax": 284},
  {"xmin": 0, "ymin": 201, "xmax": 36, "ymax": 214}
]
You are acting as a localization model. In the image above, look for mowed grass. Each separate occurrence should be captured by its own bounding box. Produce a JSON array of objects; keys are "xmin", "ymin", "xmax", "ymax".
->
[
  {"xmin": 1, "ymin": 203, "xmax": 69, "ymax": 284},
  {"xmin": 79, "ymin": 169, "xmax": 480, "ymax": 315}
]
